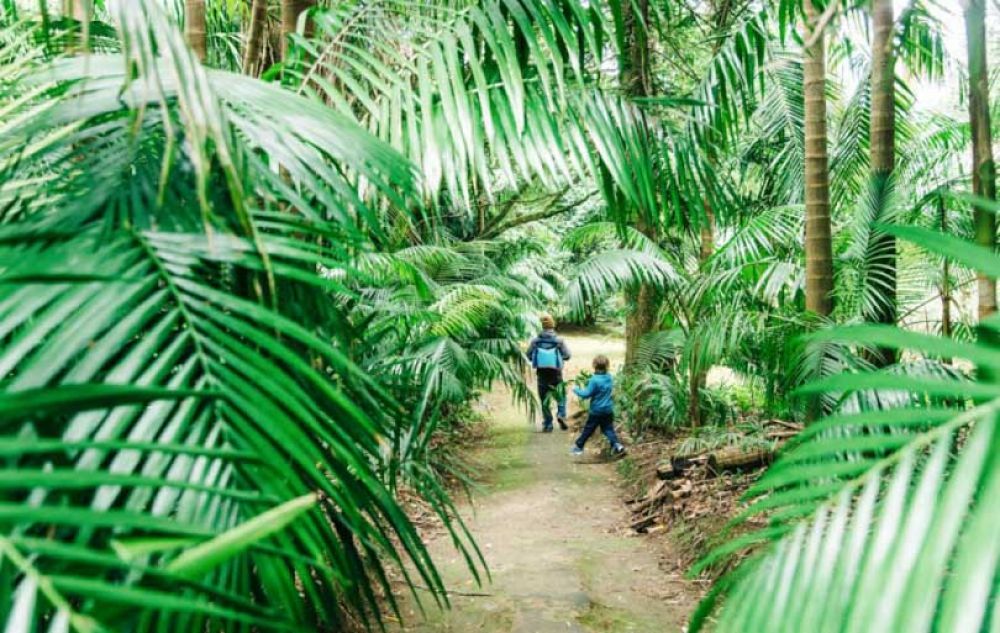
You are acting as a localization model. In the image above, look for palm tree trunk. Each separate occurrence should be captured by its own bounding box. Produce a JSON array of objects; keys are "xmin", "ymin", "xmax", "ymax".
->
[
  {"xmin": 243, "ymin": 0, "xmax": 269, "ymax": 76},
  {"xmin": 281, "ymin": 0, "xmax": 314, "ymax": 61},
  {"xmin": 964, "ymin": 0, "xmax": 997, "ymax": 320},
  {"xmin": 939, "ymin": 196, "xmax": 953, "ymax": 346},
  {"xmin": 870, "ymin": 0, "xmax": 896, "ymax": 183},
  {"xmin": 686, "ymin": 208, "xmax": 715, "ymax": 427},
  {"xmin": 869, "ymin": 0, "xmax": 897, "ymax": 363},
  {"xmin": 802, "ymin": 0, "xmax": 834, "ymax": 317},
  {"xmin": 63, "ymin": 0, "xmax": 92, "ymax": 52},
  {"xmin": 67, "ymin": 0, "xmax": 91, "ymax": 21},
  {"xmin": 625, "ymin": 278, "xmax": 659, "ymax": 367},
  {"xmin": 622, "ymin": 0, "xmax": 660, "ymax": 370},
  {"xmin": 185, "ymin": 0, "xmax": 208, "ymax": 62}
]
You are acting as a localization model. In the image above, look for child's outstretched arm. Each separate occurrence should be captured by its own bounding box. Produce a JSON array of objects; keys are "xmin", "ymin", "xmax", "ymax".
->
[{"xmin": 573, "ymin": 376, "xmax": 596, "ymax": 399}]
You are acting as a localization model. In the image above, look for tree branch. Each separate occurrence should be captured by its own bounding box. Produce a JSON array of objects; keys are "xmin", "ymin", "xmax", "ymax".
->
[
  {"xmin": 479, "ymin": 189, "xmax": 599, "ymax": 240},
  {"xmin": 803, "ymin": 0, "xmax": 841, "ymax": 51},
  {"xmin": 479, "ymin": 189, "xmax": 558, "ymax": 237}
]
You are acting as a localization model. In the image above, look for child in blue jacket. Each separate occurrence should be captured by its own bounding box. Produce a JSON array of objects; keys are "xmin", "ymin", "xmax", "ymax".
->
[{"xmin": 571, "ymin": 355, "xmax": 625, "ymax": 456}]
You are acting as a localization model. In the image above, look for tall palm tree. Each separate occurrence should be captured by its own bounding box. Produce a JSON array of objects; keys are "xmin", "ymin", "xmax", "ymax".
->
[
  {"xmin": 184, "ymin": 0, "xmax": 207, "ymax": 61},
  {"xmin": 868, "ymin": 0, "xmax": 897, "ymax": 363},
  {"xmin": 622, "ymin": 0, "xmax": 661, "ymax": 369},
  {"xmin": 680, "ymin": 0, "xmax": 749, "ymax": 423},
  {"xmin": 963, "ymin": 0, "xmax": 997, "ymax": 319},
  {"xmin": 802, "ymin": 0, "xmax": 834, "ymax": 317}
]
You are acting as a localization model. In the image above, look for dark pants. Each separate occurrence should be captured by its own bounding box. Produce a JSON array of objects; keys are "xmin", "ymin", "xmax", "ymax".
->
[
  {"xmin": 574, "ymin": 411, "xmax": 620, "ymax": 449},
  {"xmin": 537, "ymin": 372, "xmax": 566, "ymax": 430}
]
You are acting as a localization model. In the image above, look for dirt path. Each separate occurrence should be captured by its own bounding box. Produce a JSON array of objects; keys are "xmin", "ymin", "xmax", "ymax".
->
[{"xmin": 390, "ymin": 334, "xmax": 697, "ymax": 633}]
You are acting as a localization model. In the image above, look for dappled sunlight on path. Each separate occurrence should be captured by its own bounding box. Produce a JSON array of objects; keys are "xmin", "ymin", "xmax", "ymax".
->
[{"xmin": 390, "ymin": 334, "xmax": 696, "ymax": 633}]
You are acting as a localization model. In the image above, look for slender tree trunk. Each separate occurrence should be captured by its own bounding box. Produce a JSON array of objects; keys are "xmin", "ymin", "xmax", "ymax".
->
[
  {"xmin": 622, "ymin": 0, "xmax": 660, "ymax": 370},
  {"xmin": 63, "ymin": 0, "xmax": 94, "ymax": 22},
  {"xmin": 869, "ymin": 0, "xmax": 897, "ymax": 363},
  {"xmin": 63, "ymin": 0, "xmax": 92, "ymax": 52},
  {"xmin": 476, "ymin": 190, "xmax": 487, "ymax": 236},
  {"xmin": 870, "ymin": 0, "xmax": 896, "ymax": 190},
  {"xmin": 243, "ymin": 0, "xmax": 269, "ymax": 76},
  {"xmin": 964, "ymin": 0, "xmax": 997, "ymax": 320},
  {"xmin": 802, "ymin": 0, "xmax": 834, "ymax": 317},
  {"xmin": 682, "ymin": 2, "xmax": 738, "ymax": 423},
  {"xmin": 185, "ymin": 0, "xmax": 207, "ymax": 62},
  {"xmin": 281, "ymin": 0, "xmax": 314, "ymax": 61},
  {"xmin": 940, "ymin": 196, "xmax": 953, "ymax": 343},
  {"xmin": 687, "ymin": 209, "xmax": 715, "ymax": 427},
  {"xmin": 620, "ymin": 0, "xmax": 651, "ymax": 96},
  {"xmin": 699, "ymin": 211, "xmax": 715, "ymax": 262}
]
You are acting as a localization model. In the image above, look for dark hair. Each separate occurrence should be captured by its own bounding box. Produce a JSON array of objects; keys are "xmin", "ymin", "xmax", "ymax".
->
[{"xmin": 593, "ymin": 355, "xmax": 610, "ymax": 373}]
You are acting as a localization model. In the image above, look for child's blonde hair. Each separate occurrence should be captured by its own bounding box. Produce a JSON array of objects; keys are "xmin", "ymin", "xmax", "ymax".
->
[
  {"xmin": 540, "ymin": 314, "xmax": 556, "ymax": 329},
  {"xmin": 593, "ymin": 355, "xmax": 610, "ymax": 373}
]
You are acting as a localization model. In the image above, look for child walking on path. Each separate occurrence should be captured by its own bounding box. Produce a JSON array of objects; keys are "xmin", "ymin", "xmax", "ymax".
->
[
  {"xmin": 571, "ymin": 355, "xmax": 625, "ymax": 456},
  {"xmin": 527, "ymin": 314, "xmax": 571, "ymax": 432}
]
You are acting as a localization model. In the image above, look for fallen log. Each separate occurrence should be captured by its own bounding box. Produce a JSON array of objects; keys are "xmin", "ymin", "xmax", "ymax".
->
[
  {"xmin": 767, "ymin": 419, "xmax": 804, "ymax": 432},
  {"xmin": 707, "ymin": 445, "xmax": 774, "ymax": 474},
  {"xmin": 656, "ymin": 455, "xmax": 707, "ymax": 480}
]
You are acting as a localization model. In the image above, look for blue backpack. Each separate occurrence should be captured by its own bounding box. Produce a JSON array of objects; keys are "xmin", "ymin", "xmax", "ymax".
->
[{"xmin": 534, "ymin": 340, "xmax": 562, "ymax": 369}]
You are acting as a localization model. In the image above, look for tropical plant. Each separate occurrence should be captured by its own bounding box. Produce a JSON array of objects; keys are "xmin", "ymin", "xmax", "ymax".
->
[
  {"xmin": 963, "ymin": 0, "xmax": 998, "ymax": 319},
  {"xmin": 0, "ymin": 3, "xmax": 490, "ymax": 630},
  {"xmin": 4, "ymin": 0, "xmax": 999, "ymax": 632},
  {"xmin": 691, "ymin": 226, "xmax": 1000, "ymax": 633},
  {"xmin": 802, "ymin": 0, "xmax": 835, "ymax": 317},
  {"xmin": 866, "ymin": 0, "xmax": 898, "ymax": 365}
]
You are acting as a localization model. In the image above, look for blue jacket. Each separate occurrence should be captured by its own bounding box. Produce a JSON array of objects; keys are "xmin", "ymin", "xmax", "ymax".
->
[{"xmin": 574, "ymin": 373, "xmax": 614, "ymax": 414}]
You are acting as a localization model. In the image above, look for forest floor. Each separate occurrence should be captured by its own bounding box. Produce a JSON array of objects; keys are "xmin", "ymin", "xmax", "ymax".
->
[{"xmin": 389, "ymin": 333, "xmax": 700, "ymax": 633}]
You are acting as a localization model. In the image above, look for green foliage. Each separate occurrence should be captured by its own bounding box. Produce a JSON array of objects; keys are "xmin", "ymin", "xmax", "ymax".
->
[
  {"xmin": 280, "ymin": 0, "xmax": 723, "ymax": 235},
  {"xmin": 2, "ymin": 1, "xmax": 995, "ymax": 632},
  {"xmin": 675, "ymin": 423, "xmax": 774, "ymax": 458},
  {"xmin": 0, "ymin": 3, "xmax": 497, "ymax": 630},
  {"xmin": 618, "ymin": 370, "xmax": 736, "ymax": 435},
  {"xmin": 693, "ymin": 228, "xmax": 1000, "ymax": 633}
]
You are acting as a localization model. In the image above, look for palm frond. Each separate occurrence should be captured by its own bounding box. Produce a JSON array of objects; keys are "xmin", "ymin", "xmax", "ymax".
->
[
  {"xmin": 694, "ymin": 228, "xmax": 1000, "ymax": 633},
  {"xmin": 0, "ymin": 2, "xmax": 486, "ymax": 629},
  {"xmin": 564, "ymin": 248, "xmax": 679, "ymax": 316}
]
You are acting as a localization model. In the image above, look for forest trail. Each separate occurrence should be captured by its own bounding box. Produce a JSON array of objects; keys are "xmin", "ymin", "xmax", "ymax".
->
[{"xmin": 391, "ymin": 333, "xmax": 697, "ymax": 633}]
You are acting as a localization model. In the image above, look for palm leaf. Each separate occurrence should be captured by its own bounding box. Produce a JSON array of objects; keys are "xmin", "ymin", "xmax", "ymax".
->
[
  {"xmin": 564, "ymin": 248, "xmax": 679, "ymax": 317},
  {"xmin": 0, "ymin": 2, "xmax": 486, "ymax": 629},
  {"xmin": 694, "ymin": 228, "xmax": 1000, "ymax": 633}
]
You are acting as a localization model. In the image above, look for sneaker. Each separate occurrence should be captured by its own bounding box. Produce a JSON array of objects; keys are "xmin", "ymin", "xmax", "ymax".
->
[
  {"xmin": 542, "ymin": 426, "xmax": 554, "ymax": 433},
  {"xmin": 557, "ymin": 417, "xmax": 568, "ymax": 430},
  {"xmin": 612, "ymin": 444, "xmax": 627, "ymax": 456},
  {"xmin": 570, "ymin": 446, "xmax": 584, "ymax": 456}
]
